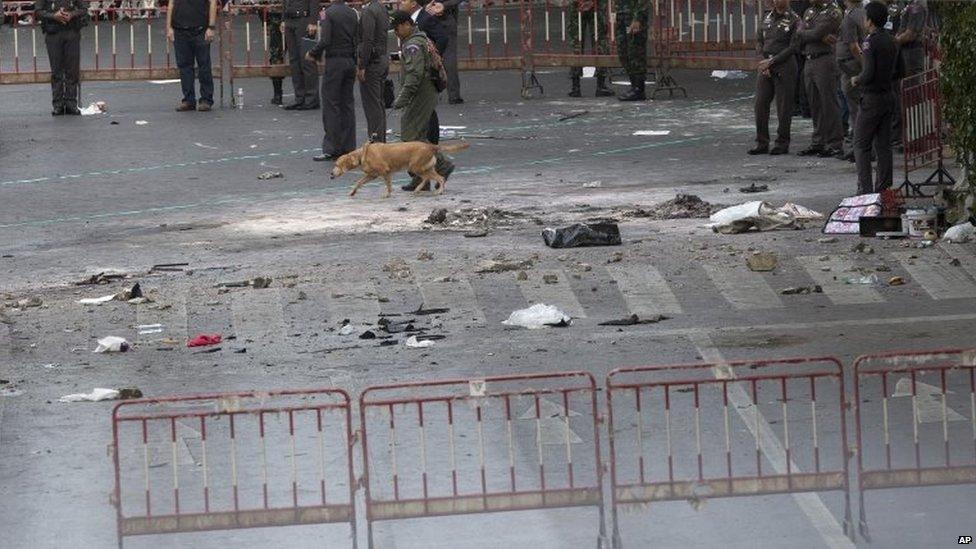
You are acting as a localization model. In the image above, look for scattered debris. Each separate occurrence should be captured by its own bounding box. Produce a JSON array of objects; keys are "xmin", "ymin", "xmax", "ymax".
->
[
  {"xmin": 417, "ymin": 249, "xmax": 434, "ymax": 261},
  {"xmin": 780, "ymin": 285, "xmax": 823, "ymax": 295},
  {"xmin": 217, "ymin": 277, "xmax": 273, "ymax": 289},
  {"xmin": 888, "ymin": 276, "xmax": 905, "ymax": 286},
  {"xmin": 818, "ymin": 237, "xmax": 838, "ymax": 244},
  {"xmin": 845, "ymin": 274, "xmax": 879, "ymax": 285},
  {"xmin": 425, "ymin": 207, "xmax": 525, "ymax": 229},
  {"xmin": 94, "ymin": 336, "xmax": 130, "ymax": 353},
  {"xmin": 59, "ymin": 388, "xmax": 121, "ymax": 403},
  {"xmin": 150, "ymin": 262, "xmax": 189, "ymax": 272},
  {"xmin": 502, "ymin": 304, "xmax": 571, "ymax": 329},
  {"xmin": 257, "ymin": 171, "xmax": 283, "ymax": 180},
  {"xmin": 950, "ymin": 258, "xmax": 962, "ymax": 267},
  {"xmin": 136, "ymin": 324, "xmax": 165, "ymax": 335},
  {"xmin": 412, "ymin": 306, "xmax": 450, "ymax": 315},
  {"xmin": 79, "ymin": 101, "xmax": 108, "ymax": 115},
  {"xmin": 77, "ymin": 283, "xmax": 145, "ymax": 305},
  {"xmin": 516, "ymin": 270, "xmax": 529, "ymax": 281},
  {"xmin": 542, "ymin": 222, "xmax": 621, "ymax": 248},
  {"xmin": 583, "ymin": 180, "xmax": 603, "ymax": 188},
  {"xmin": 476, "ymin": 258, "xmax": 534, "ymax": 273},
  {"xmin": 619, "ymin": 194, "xmax": 722, "ymax": 220},
  {"xmin": 598, "ymin": 314, "xmax": 668, "ymax": 326},
  {"xmin": 943, "ymin": 221, "xmax": 974, "ymax": 243},
  {"xmin": 16, "ymin": 296, "xmax": 43, "ymax": 308},
  {"xmin": 739, "ymin": 183, "xmax": 769, "ymax": 193},
  {"xmin": 405, "ymin": 335, "xmax": 435, "ymax": 348},
  {"xmin": 464, "ymin": 230, "xmax": 488, "ymax": 238},
  {"xmin": 383, "ymin": 258, "xmax": 413, "ymax": 280},
  {"xmin": 851, "ymin": 242, "xmax": 875, "ymax": 255},
  {"xmin": 378, "ymin": 318, "xmax": 418, "ymax": 334},
  {"xmin": 338, "ymin": 324, "xmax": 355, "ymax": 336},
  {"xmin": 608, "ymin": 251, "xmax": 624, "ymax": 263},
  {"xmin": 359, "ymin": 330, "xmax": 377, "ymax": 339},
  {"xmin": 746, "ymin": 252, "xmax": 778, "ymax": 272},
  {"xmin": 187, "ymin": 334, "xmax": 222, "ymax": 347},
  {"xmin": 543, "ymin": 273, "xmax": 559, "ymax": 284},
  {"xmin": 709, "ymin": 201, "xmax": 823, "ymax": 234}
]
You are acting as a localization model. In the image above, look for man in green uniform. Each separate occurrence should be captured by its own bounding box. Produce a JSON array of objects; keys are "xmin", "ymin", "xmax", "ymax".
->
[
  {"xmin": 751, "ymin": 0, "xmax": 799, "ymax": 155},
  {"xmin": 793, "ymin": 0, "xmax": 844, "ymax": 158},
  {"xmin": 614, "ymin": 0, "xmax": 648, "ymax": 101},
  {"xmin": 391, "ymin": 10, "xmax": 455, "ymax": 191},
  {"xmin": 264, "ymin": 3, "xmax": 284, "ymax": 105},
  {"xmin": 567, "ymin": 0, "xmax": 614, "ymax": 97}
]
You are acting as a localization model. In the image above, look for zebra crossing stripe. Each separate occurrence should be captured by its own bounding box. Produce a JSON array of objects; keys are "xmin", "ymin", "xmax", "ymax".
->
[
  {"xmin": 231, "ymin": 288, "xmax": 289, "ymax": 355},
  {"xmin": 702, "ymin": 264, "xmax": 784, "ymax": 310},
  {"xmin": 517, "ymin": 269, "xmax": 587, "ymax": 319},
  {"xmin": 321, "ymin": 281, "xmax": 381, "ymax": 325},
  {"xmin": 938, "ymin": 244, "xmax": 976, "ymax": 282},
  {"xmin": 607, "ymin": 264, "xmax": 683, "ymax": 316},
  {"xmin": 892, "ymin": 251, "xmax": 976, "ymax": 300},
  {"xmin": 412, "ymin": 265, "xmax": 487, "ymax": 326},
  {"xmin": 797, "ymin": 256, "xmax": 884, "ymax": 305}
]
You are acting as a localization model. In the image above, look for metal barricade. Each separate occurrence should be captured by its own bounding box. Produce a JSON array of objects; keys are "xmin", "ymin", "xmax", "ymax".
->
[
  {"xmin": 111, "ymin": 388, "xmax": 357, "ymax": 548},
  {"xmin": 898, "ymin": 67, "xmax": 955, "ymax": 197},
  {"xmin": 359, "ymin": 372, "xmax": 608, "ymax": 549},
  {"xmin": 852, "ymin": 349, "xmax": 976, "ymax": 541},
  {"xmin": 606, "ymin": 357, "xmax": 852, "ymax": 548}
]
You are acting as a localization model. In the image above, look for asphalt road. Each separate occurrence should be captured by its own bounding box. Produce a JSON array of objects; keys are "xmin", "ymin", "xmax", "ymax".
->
[{"xmin": 1, "ymin": 69, "xmax": 975, "ymax": 549}]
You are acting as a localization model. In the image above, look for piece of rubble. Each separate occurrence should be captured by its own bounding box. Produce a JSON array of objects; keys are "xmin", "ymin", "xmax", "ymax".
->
[
  {"xmin": 818, "ymin": 237, "xmax": 838, "ymax": 244},
  {"xmin": 888, "ymin": 276, "xmax": 905, "ymax": 286},
  {"xmin": 383, "ymin": 257, "xmax": 413, "ymax": 280},
  {"xmin": 17, "ymin": 297, "xmax": 43, "ymax": 308},
  {"xmin": 739, "ymin": 183, "xmax": 769, "ymax": 193},
  {"xmin": 476, "ymin": 258, "xmax": 533, "ymax": 273},
  {"xmin": 405, "ymin": 335, "xmax": 434, "ymax": 348},
  {"xmin": 257, "ymin": 171, "xmax": 283, "ymax": 180},
  {"xmin": 598, "ymin": 314, "xmax": 668, "ymax": 326},
  {"xmin": 543, "ymin": 273, "xmax": 559, "ymax": 284},
  {"xmin": 338, "ymin": 324, "xmax": 355, "ymax": 336},
  {"xmin": 851, "ymin": 242, "xmax": 875, "ymax": 254},
  {"xmin": 746, "ymin": 252, "xmax": 778, "ymax": 272},
  {"xmin": 619, "ymin": 194, "xmax": 723, "ymax": 220},
  {"xmin": 780, "ymin": 285, "xmax": 823, "ymax": 295},
  {"xmin": 77, "ymin": 272, "xmax": 127, "ymax": 285},
  {"xmin": 417, "ymin": 250, "xmax": 434, "ymax": 261},
  {"xmin": 516, "ymin": 271, "xmax": 529, "ymax": 281}
]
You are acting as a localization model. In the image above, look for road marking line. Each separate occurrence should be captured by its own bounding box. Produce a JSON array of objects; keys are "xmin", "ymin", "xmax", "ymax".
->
[
  {"xmin": 690, "ymin": 333, "xmax": 856, "ymax": 549},
  {"xmin": 607, "ymin": 264, "xmax": 683, "ymax": 316},
  {"xmin": 518, "ymin": 269, "xmax": 587, "ymax": 319},
  {"xmin": 231, "ymin": 288, "xmax": 288, "ymax": 355},
  {"xmin": 892, "ymin": 251, "xmax": 976, "ymax": 300},
  {"xmin": 702, "ymin": 264, "xmax": 784, "ymax": 310},
  {"xmin": 937, "ymin": 244, "xmax": 976, "ymax": 281},
  {"xmin": 797, "ymin": 256, "xmax": 884, "ymax": 305}
]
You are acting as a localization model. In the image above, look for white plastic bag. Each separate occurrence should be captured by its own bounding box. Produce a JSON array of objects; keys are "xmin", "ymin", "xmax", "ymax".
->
[
  {"xmin": 59, "ymin": 388, "xmax": 120, "ymax": 403},
  {"xmin": 405, "ymin": 335, "xmax": 434, "ymax": 348},
  {"xmin": 94, "ymin": 336, "xmax": 130, "ymax": 353},
  {"xmin": 943, "ymin": 222, "xmax": 975, "ymax": 243},
  {"xmin": 501, "ymin": 304, "xmax": 571, "ymax": 329}
]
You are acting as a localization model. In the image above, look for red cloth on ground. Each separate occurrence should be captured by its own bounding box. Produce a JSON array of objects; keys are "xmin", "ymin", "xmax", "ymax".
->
[{"xmin": 187, "ymin": 334, "xmax": 222, "ymax": 347}]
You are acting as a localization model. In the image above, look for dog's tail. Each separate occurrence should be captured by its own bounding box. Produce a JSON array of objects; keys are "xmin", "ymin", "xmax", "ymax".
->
[{"xmin": 435, "ymin": 141, "xmax": 471, "ymax": 154}]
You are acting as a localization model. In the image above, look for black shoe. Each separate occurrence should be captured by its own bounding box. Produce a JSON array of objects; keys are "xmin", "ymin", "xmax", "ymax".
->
[
  {"xmin": 796, "ymin": 147, "xmax": 824, "ymax": 156},
  {"xmin": 747, "ymin": 146, "xmax": 769, "ymax": 155},
  {"xmin": 299, "ymin": 102, "xmax": 320, "ymax": 110},
  {"xmin": 401, "ymin": 176, "xmax": 423, "ymax": 192},
  {"xmin": 618, "ymin": 76, "xmax": 647, "ymax": 101},
  {"xmin": 283, "ymin": 101, "xmax": 305, "ymax": 110},
  {"xmin": 313, "ymin": 153, "xmax": 339, "ymax": 162},
  {"xmin": 817, "ymin": 148, "xmax": 843, "ymax": 158},
  {"xmin": 568, "ymin": 77, "xmax": 581, "ymax": 98},
  {"xmin": 769, "ymin": 146, "xmax": 789, "ymax": 155},
  {"xmin": 51, "ymin": 104, "xmax": 65, "ymax": 116},
  {"xmin": 271, "ymin": 79, "xmax": 283, "ymax": 105},
  {"xmin": 595, "ymin": 77, "xmax": 615, "ymax": 97},
  {"xmin": 448, "ymin": 97, "xmax": 464, "ymax": 105},
  {"xmin": 63, "ymin": 105, "xmax": 81, "ymax": 115}
]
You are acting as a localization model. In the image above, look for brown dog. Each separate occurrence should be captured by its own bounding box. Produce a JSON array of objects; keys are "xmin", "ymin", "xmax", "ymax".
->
[{"xmin": 330, "ymin": 140, "xmax": 470, "ymax": 198}]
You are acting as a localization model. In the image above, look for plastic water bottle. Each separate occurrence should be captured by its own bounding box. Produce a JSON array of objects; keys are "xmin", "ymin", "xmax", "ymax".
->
[{"xmin": 236, "ymin": 87, "xmax": 245, "ymax": 109}]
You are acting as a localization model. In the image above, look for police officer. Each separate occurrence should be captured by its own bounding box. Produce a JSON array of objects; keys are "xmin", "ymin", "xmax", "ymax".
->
[
  {"xmin": 567, "ymin": 0, "xmax": 614, "ymax": 98},
  {"xmin": 794, "ymin": 0, "xmax": 844, "ymax": 158},
  {"xmin": 390, "ymin": 10, "xmax": 455, "ymax": 191},
  {"xmin": 851, "ymin": 1, "xmax": 898, "ymax": 194},
  {"xmin": 38, "ymin": 0, "xmax": 86, "ymax": 115},
  {"xmin": 265, "ymin": 3, "xmax": 285, "ymax": 105},
  {"xmin": 891, "ymin": 0, "xmax": 926, "ymax": 145},
  {"xmin": 308, "ymin": 0, "xmax": 358, "ymax": 161},
  {"xmin": 357, "ymin": 0, "xmax": 389, "ymax": 142},
  {"xmin": 751, "ymin": 0, "xmax": 799, "ymax": 155},
  {"xmin": 425, "ymin": 0, "xmax": 464, "ymax": 104},
  {"xmin": 614, "ymin": 0, "xmax": 649, "ymax": 101},
  {"xmin": 789, "ymin": 0, "xmax": 811, "ymax": 117},
  {"xmin": 281, "ymin": 0, "xmax": 319, "ymax": 110},
  {"xmin": 836, "ymin": 0, "xmax": 864, "ymax": 160}
]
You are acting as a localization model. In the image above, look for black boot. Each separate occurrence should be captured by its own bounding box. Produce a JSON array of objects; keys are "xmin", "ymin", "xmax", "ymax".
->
[
  {"xmin": 271, "ymin": 78, "xmax": 283, "ymax": 106},
  {"xmin": 618, "ymin": 75, "xmax": 646, "ymax": 102},
  {"xmin": 595, "ymin": 74, "xmax": 615, "ymax": 97},
  {"xmin": 568, "ymin": 76, "xmax": 581, "ymax": 98}
]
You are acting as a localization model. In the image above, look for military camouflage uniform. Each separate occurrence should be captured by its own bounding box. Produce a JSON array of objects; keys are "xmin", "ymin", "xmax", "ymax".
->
[
  {"xmin": 567, "ymin": 0, "xmax": 612, "ymax": 95},
  {"xmin": 395, "ymin": 29, "xmax": 454, "ymax": 180},
  {"xmin": 614, "ymin": 0, "xmax": 648, "ymax": 79}
]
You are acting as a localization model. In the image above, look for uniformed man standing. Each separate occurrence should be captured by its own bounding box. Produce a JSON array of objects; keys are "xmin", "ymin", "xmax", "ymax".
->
[
  {"xmin": 567, "ymin": 0, "xmax": 614, "ymax": 98},
  {"xmin": 751, "ymin": 0, "xmax": 799, "ymax": 155},
  {"xmin": 390, "ymin": 10, "xmax": 455, "ymax": 190},
  {"xmin": 281, "ymin": 0, "xmax": 319, "ymax": 110},
  {"xmin": 38, "ymin": 0, "xmax": 86, "ymax": 115},
  {"xmin": 836, "ymin": 0, "xmax": 864, "ymax": 160},
  {"xmin": 307, "ymin": 0, "xmax": 358, "ymax": 161},
  {"xmin": 265, "ymin": 3, "xmax": 285, "ymax": 105},
  {"xmin": 851, "ymin": 2, "xmax": 898, "ymax": 194},
  {"xmin": 357, "ymin": 0, "xmax": 389, "ymax": 142},
  {"xmin": 614, "ymin": 0, "xmax": 649, "ymax": 101},
  {"xmin": 794, "ymin": 0, "xmax": 844, "ymax": 158},
  {"xmin": 425, "ymin": 0, "xmax": 464, "ymax": 104},
  {"xmin": 891, "ymin": 0, "xmax": 926, "ymax": 144}
]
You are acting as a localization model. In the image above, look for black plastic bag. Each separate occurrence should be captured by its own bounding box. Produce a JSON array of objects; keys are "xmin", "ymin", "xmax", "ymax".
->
[{"xmin": 542, "ymin": 222, "xmax": 622, "ymax": 248}]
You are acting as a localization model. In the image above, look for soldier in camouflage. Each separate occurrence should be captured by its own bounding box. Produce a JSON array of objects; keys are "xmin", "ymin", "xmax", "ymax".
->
[
  {"xmin": 566, "ymin": 0, "xmax": 614, "ymax": 97},
  {"xmin": 614, "ymin": 0, "xmax": 648, "ymax": 101},
  {"xmin": 264, "ymin": 3, "xmax": 284, "ymax": 105},
  {"xmin": 391, "ymin": 10, "xmax": 455, "ymax": 191}
]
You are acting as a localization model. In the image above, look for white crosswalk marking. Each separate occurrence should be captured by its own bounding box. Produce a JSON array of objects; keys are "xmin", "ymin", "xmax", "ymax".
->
[
  {"xmin": 702, "ymin": 264, "xmax": 783, "ymax": 310},
  {"xmin": 517, "ymin": 269, "xmax": 587, "ymax": 318},
  {"xmin": 135, "ymin": 287, "xmax": 187, "ymax": 343},
  {"xmin": 231, "ymin": 288, "xmax": 287, "ymax": 352},
  {"xmin": 892, "ymin": 251, "xmax": 976, "ymax": 300},
  {"xmin": 321, "ymin": 281, "xmax": 381, "ymax": 325},
  {"xmin": 607, "ymin": 264, "xmax": 683, "ymax": 316},
  {"xmin": 413, "ymin": 264, "xmax": 486, "ymax": 326},
  {"xmin": 797, "ymin": 256, "xmax": 884, "ymax": 305},
  {"xmin": 938, "ymin": 243, "xmax": 976, "ymax": 281}
]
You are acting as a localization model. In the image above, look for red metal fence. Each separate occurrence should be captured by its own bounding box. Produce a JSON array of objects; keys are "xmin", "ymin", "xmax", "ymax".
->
[
  {"xmin": 852, "ymin": 348, "xmax": 976, "ymax": 542},
  {"xmin": 111, "ymin": 388, "xmax": 358, "ymax": 548},
  {"xmin": 606, "ymin": 357, "xmax": 852, "ymax": 548},
  {"xmin": 358, "ymin": 372, "xmax": 608, "ymax": 549},
  {"xmin": 898, "ymin": 68, "xmax": 955, "ymax": 197}
]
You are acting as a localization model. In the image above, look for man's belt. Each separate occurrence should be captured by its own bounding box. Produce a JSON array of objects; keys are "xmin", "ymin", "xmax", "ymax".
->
[
  {"xmin": 173, "ymin": 26, "xmax": 206, "ymax": 32},
  {"xmin": 805, "ymin": 51, "xmax": 830, "ymax": 60}
]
